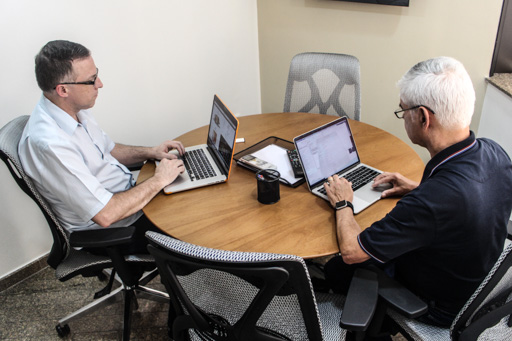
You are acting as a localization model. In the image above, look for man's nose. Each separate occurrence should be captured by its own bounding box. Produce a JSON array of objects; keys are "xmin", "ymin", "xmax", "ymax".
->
[{"xmin": 95, "ymin": 77, "xmax": 104, "ymax": 89}]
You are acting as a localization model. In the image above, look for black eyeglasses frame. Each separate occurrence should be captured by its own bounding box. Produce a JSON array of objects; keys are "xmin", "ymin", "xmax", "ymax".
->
[
  {"xmin": 394, "ymin": 104, "xmax": 436, "ymax": 119},
  {"xmin": 54, "ymin": 68, "xmax": 99, "ymax": 89}
]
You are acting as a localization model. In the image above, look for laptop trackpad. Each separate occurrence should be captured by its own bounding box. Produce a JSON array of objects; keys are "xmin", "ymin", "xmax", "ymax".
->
[{"xmin": 356, "ymin": 184, "xmax": 383, "ymax": 203}]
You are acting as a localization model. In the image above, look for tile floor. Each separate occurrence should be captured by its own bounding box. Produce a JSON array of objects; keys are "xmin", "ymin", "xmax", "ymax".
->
[{"xmin": 0, "ymin": 266, "xmax": 169, "ymax": 340}]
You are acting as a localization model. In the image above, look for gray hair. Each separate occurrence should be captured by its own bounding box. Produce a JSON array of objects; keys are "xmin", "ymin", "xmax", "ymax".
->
[{"xmin": 397, "ymin": 57, "xmax": 475, "ymax": 130}]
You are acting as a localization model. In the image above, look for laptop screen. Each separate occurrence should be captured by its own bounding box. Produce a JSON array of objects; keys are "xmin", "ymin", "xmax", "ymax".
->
[
  {"xmin": 206, "ymin": 95, "xmax": 239, "ymax": 174},
  {"xmin": 294, "ymin": 117, "xmax": 360, "ymax": 187}
]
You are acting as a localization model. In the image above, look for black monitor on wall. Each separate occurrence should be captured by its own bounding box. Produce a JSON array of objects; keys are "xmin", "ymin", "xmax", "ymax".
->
[
  {"xmin": 490, "ymin": 0, "xmax": 512, "ymax": 76},
  {"xmin": 336, "ymin": 0, "xmax": 409, "ymax": 6}
]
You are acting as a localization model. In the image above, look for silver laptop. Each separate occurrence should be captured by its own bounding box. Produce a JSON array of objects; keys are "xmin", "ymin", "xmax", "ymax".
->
[
  {"xmin": 163, "ymin": 95, "xmax": 239, "ymax": 194},
  {"xmin": 293, "ymin": 116, "xmax": 386, "ymax": 214}
]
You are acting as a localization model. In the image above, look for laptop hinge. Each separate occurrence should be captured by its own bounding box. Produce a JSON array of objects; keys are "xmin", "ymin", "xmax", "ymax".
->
[
  {"xmin": 207, "ymin": 146, "xmax": 229, "ymax": 176},
  {"xmin": 337, "ymin": 162, "xmax": 361, "ymax": 177}
]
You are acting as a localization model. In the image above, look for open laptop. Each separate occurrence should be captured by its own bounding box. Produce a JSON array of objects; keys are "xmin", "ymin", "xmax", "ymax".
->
[
  {"xmin": 293, "ymin": 116, "xmax": 387, "ymax": 214},
  {"xmin": 163, "ymin": 95, "xmax": 239, "ymax": 194}
]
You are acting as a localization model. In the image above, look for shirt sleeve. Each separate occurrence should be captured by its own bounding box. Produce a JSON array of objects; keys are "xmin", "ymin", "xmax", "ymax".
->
[
  {"xmin": 358, "ymin": 189, "xmax": 437, "ymax": 263},
  {"xmin": 33, "ymin": 139, "xmax": 113, "ymax": 222}
]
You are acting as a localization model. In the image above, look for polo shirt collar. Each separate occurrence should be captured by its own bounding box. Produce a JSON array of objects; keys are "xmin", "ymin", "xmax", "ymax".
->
[
  {"xmin": 41, "ymin": 95, "xmax": 88, "ymax": 136},
  {"xmin": 422, "ymin": 131, "xmax": 476, "ymax": 182}
]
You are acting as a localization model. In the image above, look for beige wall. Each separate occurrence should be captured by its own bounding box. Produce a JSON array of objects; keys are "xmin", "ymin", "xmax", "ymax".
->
[
  {"xmin": 257, "ymin": 0, "xmax": 503, "ymax": 162},
  {"xmin": 0, "ymin": 0, "xmax": 260, "ymax": 279}
]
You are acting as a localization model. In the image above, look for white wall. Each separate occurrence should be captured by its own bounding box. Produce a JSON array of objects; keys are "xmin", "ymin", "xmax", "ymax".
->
[
  {"xmin": 257, "ymin": 0, "xmax": 503, "ymax": 163},
  {"xmin": 0, "ymin": 0, "xmax": 261, "ymax": 279}
]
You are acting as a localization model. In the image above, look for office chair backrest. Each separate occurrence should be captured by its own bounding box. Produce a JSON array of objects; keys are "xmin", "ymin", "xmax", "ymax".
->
[
  {"xmin": 146, "ymin": 231, "xmax": 325, "ymax": 341},
  {"xmin": 0, "ymin": 116, "xmax": 70, "ymax": 268},
  {"xmin": 450, "ymin": 243, "xmax": 512, "ymax": 340},
  {"xmin": 284, "ymin": 52, "xmax": 361, "ymax": 120}
]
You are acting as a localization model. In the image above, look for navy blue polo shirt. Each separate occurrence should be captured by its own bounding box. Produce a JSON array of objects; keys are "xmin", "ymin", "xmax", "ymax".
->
[{"xmin": 358, "ymin": 131, "xmax": 512, "ymax": 318}]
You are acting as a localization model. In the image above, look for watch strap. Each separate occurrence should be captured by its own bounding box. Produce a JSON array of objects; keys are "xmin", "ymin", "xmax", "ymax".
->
[{"xmin": 335, "ymin": 200, "xmax": 354, "ymax": 213}]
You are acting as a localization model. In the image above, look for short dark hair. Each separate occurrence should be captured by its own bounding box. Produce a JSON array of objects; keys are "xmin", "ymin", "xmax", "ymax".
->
[{"xmin": 35, "ymin": 40, "xmax": 91, "ymax": 92}]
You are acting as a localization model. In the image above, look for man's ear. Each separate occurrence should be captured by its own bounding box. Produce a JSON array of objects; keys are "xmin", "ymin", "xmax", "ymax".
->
[
  {"xmin": 54, "ymin": 84, "xmax": 68, "ymax": 97},
  {"xmin": 419, "ymin": 107, "xmax": 430, "ymax": 128}
]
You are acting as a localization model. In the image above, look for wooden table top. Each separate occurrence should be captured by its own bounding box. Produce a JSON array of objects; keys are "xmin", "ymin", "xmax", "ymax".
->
[{"xmin": 138, "ymin": 112, "xmax": 424, "ymax": 258}]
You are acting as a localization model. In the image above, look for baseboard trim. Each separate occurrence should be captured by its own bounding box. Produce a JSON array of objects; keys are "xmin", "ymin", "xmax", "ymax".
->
[{"xmin": 0, "ymin": 254, "xmax": 49, "ymax": 292}]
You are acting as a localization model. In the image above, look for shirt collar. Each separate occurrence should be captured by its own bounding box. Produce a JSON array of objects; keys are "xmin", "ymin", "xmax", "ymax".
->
[
  {"xmin": 41, "ymin": 95, "xmax": 88, "ymax": 135},
  {"xmin": 422, "ymin": 131, "xmax": 477, "ymax": 182}
]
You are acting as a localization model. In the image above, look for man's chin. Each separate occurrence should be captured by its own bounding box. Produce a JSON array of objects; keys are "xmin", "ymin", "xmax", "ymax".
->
[{"xmin": 88, "ymin": 98, "xmax": 98, "ymax": 108}]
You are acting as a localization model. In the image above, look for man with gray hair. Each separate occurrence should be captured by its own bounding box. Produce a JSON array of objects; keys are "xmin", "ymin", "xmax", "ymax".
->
[{"xmin": 323, "ymin": 57, "xmax": 512, "ymax": 327}]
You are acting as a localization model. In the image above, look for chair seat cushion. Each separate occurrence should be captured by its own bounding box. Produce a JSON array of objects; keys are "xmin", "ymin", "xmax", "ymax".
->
[
  {"xmin": 316, "ymin": 292, "xmax": 347, "ymax": 340},
  {"xmin": 387, "ymin": 309, "xmax": 449, "ymax": 341},
  {"xmin": 55, "ymin": 248, "xmax": 155, "ymax": 281}
]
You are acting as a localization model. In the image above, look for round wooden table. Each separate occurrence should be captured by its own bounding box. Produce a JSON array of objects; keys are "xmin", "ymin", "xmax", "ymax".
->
[{"xmin": 138, "ymin": 112, "xmax": 424, "ymax": 258}]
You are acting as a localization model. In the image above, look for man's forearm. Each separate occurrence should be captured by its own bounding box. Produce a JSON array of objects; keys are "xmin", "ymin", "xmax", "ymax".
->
[
  {"xmin": 335, "ymin": 209, "xmax": 370, "ymax": 264},
  {"xmin": 111, "ymin": 143, "xmax": 154, "ymax": 166},
  {"xmin": 92, "ymin": 176, "xmax": 164, "ymax": 227}
]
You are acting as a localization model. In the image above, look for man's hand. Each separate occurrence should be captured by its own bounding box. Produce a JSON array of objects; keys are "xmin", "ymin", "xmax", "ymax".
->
[
  {"xmin": 93, "ymin": 158, "xmax": 185, "ymax": 228},
  {"xmin": 112, "ymin": 141, "xmax": 185, "ymax": 166},
  {"xmin": 323, "ymin": 174, "xmax": 370, "ymax": 264},
  {"xmin": 152, "ymin": 140, "xmax": 185, "ymax": 160},
  {"xmin": 154, "ymin": 158, "xmax": 185, "ymax": 186},
  {"xmin": 324, "ymin": 174, "xmax": 354, "ymax": 208},
  {"xmin": 372, "ymin": 172, "xmax": 419, "ymax": 198}
]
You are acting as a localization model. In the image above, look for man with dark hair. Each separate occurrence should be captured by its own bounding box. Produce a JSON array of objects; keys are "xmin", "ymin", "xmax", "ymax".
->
[
  {"xmin": 19, "ymin": 40, "xmax": 185, "ymax": 253},
  {"xmin": 35, "ymin": 40, "xmax": 91, "ymax": 92},
  {"xmin": 323, "ymin": 57, "xmax": 512, "ymax": 327}
]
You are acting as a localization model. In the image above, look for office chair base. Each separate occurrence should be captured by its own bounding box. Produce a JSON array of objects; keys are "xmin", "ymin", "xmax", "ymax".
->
[
  {"xmin": 55, "ymin": 271, "xmax": 169, "ymax": 339},
  {"xmin": 56, "ymin": 284, "xmax": 124, "ymax": 336},
  {"xmin": 55, "ymin": 323, "xmax": 70, "ymax": 337}
]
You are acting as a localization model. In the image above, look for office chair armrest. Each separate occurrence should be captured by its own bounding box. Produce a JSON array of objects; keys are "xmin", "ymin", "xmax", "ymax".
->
[
  {"xmin": 368, "ymin": 265, "xmax": 428, "ymax": 319},
  {"xmin": 69, "ymin": 226, "xmax": 137, "ymax": 249},
  {"xmin": 339, "ymin": 268, "xmax": 379, "ymax": 331}
]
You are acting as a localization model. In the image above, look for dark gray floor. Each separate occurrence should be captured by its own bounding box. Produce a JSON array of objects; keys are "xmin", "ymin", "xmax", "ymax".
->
[{"xmin": 0, "ymin": 266, "xmax": 169, "ymax": 340}]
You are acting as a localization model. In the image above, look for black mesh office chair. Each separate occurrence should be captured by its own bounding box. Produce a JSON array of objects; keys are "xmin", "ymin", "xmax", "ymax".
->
[
  {"xmin": 0, "ymin": 116, "xmax": 169, "ymax": 340},
  {"xmin": 283, "ymin": 52, "xmax": 361, "ymax": 120},
  {"xmin": 384, "ymin": 242, "xmax": 512, "ymax": 340},
  {"xmin": 146, "ymin": 231, "xmax": 381, "ymax": 341}
]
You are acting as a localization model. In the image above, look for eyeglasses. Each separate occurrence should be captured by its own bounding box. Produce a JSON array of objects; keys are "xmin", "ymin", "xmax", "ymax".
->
[
  {"xmin": 54, "ymin": 68, "xmax": 99, "ymax": 89},
  {"xmin": 394, "ymin": 104, "xmax": 436, "ymax": 119}
]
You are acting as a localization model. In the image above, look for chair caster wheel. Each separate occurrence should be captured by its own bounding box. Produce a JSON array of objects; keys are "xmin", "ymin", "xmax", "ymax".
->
[{"xmin": 56, "ymin": 324, "xmax": 70, "ymax": 337}]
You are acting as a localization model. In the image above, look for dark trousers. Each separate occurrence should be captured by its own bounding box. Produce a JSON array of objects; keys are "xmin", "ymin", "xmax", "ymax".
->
[
  {"xmin": 125, "ymin": 214, "xmax": 161, "ymax": 255},
  {"xmin": 324, "ymin": 255, "xmax": 388, "ymax": 295}
]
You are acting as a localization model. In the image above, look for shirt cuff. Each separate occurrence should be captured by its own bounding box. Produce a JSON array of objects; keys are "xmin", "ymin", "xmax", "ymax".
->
[
  {"xmin": 85, "ymin": 191, "xmax": 113, "ymax": 221},
  {"xmin": 357, "ymin": 234, "xmax": 386, "ymax": 264}
]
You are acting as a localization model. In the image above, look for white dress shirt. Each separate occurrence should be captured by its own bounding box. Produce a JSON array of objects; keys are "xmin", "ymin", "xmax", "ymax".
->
[{"xmin": 19, "ymin": 95, "xmax": 142, "ymax": 232}]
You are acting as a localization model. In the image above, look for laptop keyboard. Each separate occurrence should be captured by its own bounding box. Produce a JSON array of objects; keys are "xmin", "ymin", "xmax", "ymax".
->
[
  {"xmin": 318, "ymin": 166, "xmax": 379, "ymax": 195},
  {"xmin": 181, "ymin": 149, "xmax": 217, "ymax": 181}
]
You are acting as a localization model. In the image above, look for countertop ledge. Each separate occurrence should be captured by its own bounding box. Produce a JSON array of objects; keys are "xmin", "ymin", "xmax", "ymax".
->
[{"xmin": 487, "ymin": 73, "xmax": 512, "ymax": 98}]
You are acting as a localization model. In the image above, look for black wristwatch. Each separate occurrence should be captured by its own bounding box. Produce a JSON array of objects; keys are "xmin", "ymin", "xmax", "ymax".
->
[{"xmin": 334, "ymin": 200, "xmax": 354, "ymax": 213}]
